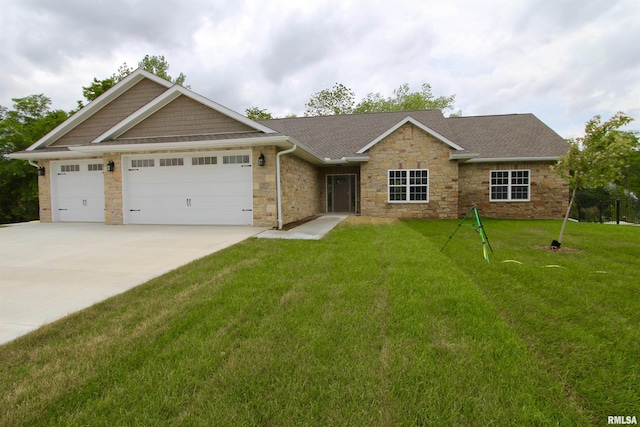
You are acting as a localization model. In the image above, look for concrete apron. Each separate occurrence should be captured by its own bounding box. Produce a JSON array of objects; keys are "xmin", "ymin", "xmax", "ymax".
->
[{"xmin": 0, "ymin": 222, "xmax": 265, "ymax": 345}]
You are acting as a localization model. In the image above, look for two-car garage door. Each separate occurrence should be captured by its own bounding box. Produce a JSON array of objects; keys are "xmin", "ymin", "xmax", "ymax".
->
[{"xmin": 122, "ymin": 151, "xmax": 253, "ymax": 225}]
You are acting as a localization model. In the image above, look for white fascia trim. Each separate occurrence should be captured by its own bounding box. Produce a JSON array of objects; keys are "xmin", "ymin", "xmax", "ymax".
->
[
  {"xmin": 26, "ymin": 69, "xmax": 172, "ymax": 151},
  {"xmin": 92, "ymin": 85, "xmax": 276, "ymax": 143},
  {"xmin": 5, "ymin": 150, "xmax": 97, "ymax": 160},
  {"xmin": 466, "ymin": 156, "xmax": 559, "ymax": 163},
  {"xmin": 322, "ymin": 156, "xmax": 369, "ymax": 164},
  {"xmin": 356, "ymin": 116, "xmax": 464, "ymax": 154},
  {"xmin": 72, "ymin": 135, "xmax": 294, "ymax": 154},
  {"xmin": 450, "ymin": 152, "xmax": 479, "ymax": 160}
]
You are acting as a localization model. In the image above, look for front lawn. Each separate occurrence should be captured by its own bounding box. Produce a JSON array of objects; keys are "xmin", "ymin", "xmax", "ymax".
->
[{"xmin": 1, "ymin": 219, "xmax": 638, "ymax": 426}]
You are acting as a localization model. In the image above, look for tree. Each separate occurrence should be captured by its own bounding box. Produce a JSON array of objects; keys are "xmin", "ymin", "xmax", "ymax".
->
[
  {"xmin": 137, "ymin": 54, "xmax": 187, "ymax": 86},
  {"xmin": 620, "ymin": 146, "xmax": 640, "ymax": 198},
  {"xmin": 80, "ymin": 55, "xmax": 187, "ymax": 104},
  {"xmin": 304, "ymin": 83, "xmax": 356, "ymax": 116},
  {"xmin": 245, "ymin": 107, "xmax": 273, "ymax": 120},
  {"xmin": 304, "ymin": 82, "xmax": 460, "ymax": 117},
  {"xmin": 354, "ymin": 83, "xmax": 460, "ymax": 116},
  {"xmin": 553, "ymin": 112, "xmax": 637, "ymax": 246},
  {"xmin": 0, "ymin": 95, "xmax": 68, "ymax": 223}
]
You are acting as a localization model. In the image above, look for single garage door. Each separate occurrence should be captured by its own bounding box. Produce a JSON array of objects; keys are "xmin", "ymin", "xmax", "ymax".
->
[
  {"xmin": 50, "ymin": 160, "xmax": 105, "ymax": 222},
  {"xmin": 123, "ymin": 151, "xmax": 253, "ymax": 225}
]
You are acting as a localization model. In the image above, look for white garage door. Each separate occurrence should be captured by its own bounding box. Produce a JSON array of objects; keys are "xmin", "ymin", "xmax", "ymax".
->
[
  {"xmin": 51, "ymin": 160, "xmax": 105, "ymax": 222},
  {"xmin": 123, "ymin": 151, "xmax": 253, "ymax": 225}
]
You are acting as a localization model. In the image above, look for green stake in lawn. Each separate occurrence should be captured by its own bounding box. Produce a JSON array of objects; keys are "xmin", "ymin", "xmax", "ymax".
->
[{"xmin": 441, "ymin": 205, "xmax": 494, "ymax": 263}]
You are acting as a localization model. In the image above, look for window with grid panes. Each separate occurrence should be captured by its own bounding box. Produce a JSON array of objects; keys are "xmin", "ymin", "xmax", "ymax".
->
[
  {"xmin": 388, "ymin": 169, "xmax": 429, "ymax": 202},
  {"xmin": 490, "ymin": 170, "xmax": 530, "ymax": 201}
]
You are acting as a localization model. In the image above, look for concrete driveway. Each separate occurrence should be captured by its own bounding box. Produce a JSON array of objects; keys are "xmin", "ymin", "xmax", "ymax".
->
[{"xmin": 0, "ymin": 222, "xmax": 265, "ymax": 344}]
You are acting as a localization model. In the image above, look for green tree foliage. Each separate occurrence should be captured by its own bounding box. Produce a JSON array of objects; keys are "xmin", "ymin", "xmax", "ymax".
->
[
  {"xmin": 304, "ymin": 82, "xmax": 460, "ymax": 117},
  {"xmin": 80, "ymin": 55, "xmax": 187, "ymax": 104},
  {"xmin": 554, "ymin": 112, "xmax": 637, "ymax": 243},
  {"xmin": 304, "ymin": 83, "xmax": 356, "ymax": 116},
  {"xmin": 245, "ymin": 107, "xmax": 273, "ymax": 120},
  {"xmin": 354, "ymin": 83, "xmax": 460, "ymax": 116},
  {"xmin": 0, "ymin": 95, "xmax": 68, "ymax": 223},
  {"xmin": 137, "ymin": 54, "xmax": 187, "ymax": 86}
]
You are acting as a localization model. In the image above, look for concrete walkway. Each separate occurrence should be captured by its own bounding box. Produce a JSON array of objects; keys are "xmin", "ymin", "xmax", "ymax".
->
[
  {"xmin": 0, "ymin": 222, "xmax": 265, "ymax": 344},
  {"xmin": 257, "ymin": 214, "xmax": 348, "ymax": 240}
]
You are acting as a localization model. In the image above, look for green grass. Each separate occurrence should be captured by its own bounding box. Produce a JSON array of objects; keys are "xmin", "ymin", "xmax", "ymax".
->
[{"xmin": 1, "ymin": 220, "xmax": 638, "ymax": 426}]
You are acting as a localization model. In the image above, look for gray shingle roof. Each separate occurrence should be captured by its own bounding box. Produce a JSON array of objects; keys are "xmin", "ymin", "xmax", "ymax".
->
[
  {"xmin": 260, "ymin": 111, "xmax": 568, "ymax": 161},
  {"xmin": 446, "ymin": 114, "xmax": 569, "ymax": 160},
  {"xmin": 260, "ymin": 110, "xmax": 456, "ymax": 160}
]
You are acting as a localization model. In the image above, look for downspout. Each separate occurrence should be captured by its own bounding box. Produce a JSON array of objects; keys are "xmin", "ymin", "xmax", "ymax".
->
[
  {"xmin": 28, "ymin": 160, "xmax": 39, "ymax": 169},
  {"xmin": 276, "ymin": 144, "xmax": 297, "ymax": 229}
]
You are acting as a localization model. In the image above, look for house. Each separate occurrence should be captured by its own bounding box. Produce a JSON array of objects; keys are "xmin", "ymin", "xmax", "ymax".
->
[{"xmin": 8, "ymin": 69, "xmax": 569, "ymax": 228}]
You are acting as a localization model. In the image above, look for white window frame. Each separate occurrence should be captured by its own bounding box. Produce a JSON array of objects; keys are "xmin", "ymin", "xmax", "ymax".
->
[
  {"xmin": 490, "ymin": 169, "xmax": 530, "ymax": 202},
  {"xmin": 388, "ymin": 169, "xmax": 429, "ymax": 203}
]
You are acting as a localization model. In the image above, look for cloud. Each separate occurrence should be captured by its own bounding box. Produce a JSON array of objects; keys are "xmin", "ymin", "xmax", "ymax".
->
[{"xmin": 1, "ymin": 0, "xmax": 638, "ymax": 138}]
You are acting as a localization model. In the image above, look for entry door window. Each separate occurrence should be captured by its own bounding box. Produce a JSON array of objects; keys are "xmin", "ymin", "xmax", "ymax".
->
[{"xmin": 327, "ymin": 175, "xmax": 356, "ymax": 213}]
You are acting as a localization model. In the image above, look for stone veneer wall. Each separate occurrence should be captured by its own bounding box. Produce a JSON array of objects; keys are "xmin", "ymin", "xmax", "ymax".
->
[
  {"xmin": 360, "ymin": 123, "xmax": 459, "ymax": 219},
  {"xmin": 279, "ymin": 152, "xmax": 321, "ymax": 225},
  {"xmin": 252, "ymin": 146, "xmax": 278, "ymax": 228},
  {"xmin": 458, "ymin": 161, "xmax": 568, "ymax": 218},
  {"xmin": 37, "ymin": 159, "xmax": 52, "ymax": 222},
  {"xmin": 103, "ymin": 153, "xmax": 123, "ymax": 225}
]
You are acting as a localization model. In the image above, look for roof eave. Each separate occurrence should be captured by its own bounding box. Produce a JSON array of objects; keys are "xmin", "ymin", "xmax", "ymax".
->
[
  {"xmin": 465, "ymin": 156, "xmax": 560, "ymax": 163},
  {"xmin": 70, "ymin": 135, "xmax": 294, "ymax": 154}
]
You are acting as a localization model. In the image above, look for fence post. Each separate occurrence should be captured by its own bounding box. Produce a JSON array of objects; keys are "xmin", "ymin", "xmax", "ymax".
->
[
  {"xmin": 599, "ymin": 202, "xmax": 603, "ymax": 223},
  {"xmin": 616, "ymin": 199, "xmax": 621, "ymax": 224}
]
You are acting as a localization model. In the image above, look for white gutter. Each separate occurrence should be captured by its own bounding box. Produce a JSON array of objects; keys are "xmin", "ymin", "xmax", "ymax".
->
[
  {"xmin": 276, "ymin": 144, "xmax": 297, "ymax": 229},
  {"xmin": 466, "ymin": 156, "xmax": 559, "ymax": 163}
]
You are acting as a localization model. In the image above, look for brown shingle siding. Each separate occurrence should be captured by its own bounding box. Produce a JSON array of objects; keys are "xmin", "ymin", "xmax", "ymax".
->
[
  {"xmin": 120, "ymin": 95, "xmax": 255, "ymax": 138},
  {"xmin": 50, "ymin": 79, "xmax": 168, "ymax": 147}
]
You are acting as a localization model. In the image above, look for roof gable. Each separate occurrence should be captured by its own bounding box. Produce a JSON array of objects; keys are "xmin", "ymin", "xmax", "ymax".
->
[
  {"xmin": 356, "ymin": 116, "xmax": 464, "ymax": 154},
  {"xmin": 93, "ymin": 85, "xmax": 276, "ymax": 143},
  {"xmin": 28, "ymin": 69, "xmax": 173, "ymax": 150}
]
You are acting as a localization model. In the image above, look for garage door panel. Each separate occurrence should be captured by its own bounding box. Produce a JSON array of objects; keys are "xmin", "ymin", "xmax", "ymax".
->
[
  {"xmin": 52, "ymin": 160, "xmax": 105, "ymax": 223},
  {"xmin": 124, "ymin": 151, "xmax": 253, "ymax": 225}
]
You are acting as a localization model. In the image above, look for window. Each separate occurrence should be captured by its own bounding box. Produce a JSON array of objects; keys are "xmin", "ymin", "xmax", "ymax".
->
[
  {"xmin": 87, "ymin": 164, "xmax": 103, "ymax": 171},
  {"xmin": 388, "ymin": 169, "xmax": 429, "ymax": 203},
  {"xmin": 490, "ymin": 170, "xmax": 530, "ymax": 201},
  {"xmin": 159, "ymin": 158, "xmax": 184, "ymax": 167},
  {"xmin": 223, "ymin": 154, "xmax": 250, "ymax": 165},
  {"xmin": 60, "ymin": 164, "xmax": 80, "ymax": 172},
  {"xmin": 131, "ymin": 159, "xmax": 155, "ymax": 168},
  {"xmin": 192, "ymin": 156, "xmax": 217, "ymax": 165}
]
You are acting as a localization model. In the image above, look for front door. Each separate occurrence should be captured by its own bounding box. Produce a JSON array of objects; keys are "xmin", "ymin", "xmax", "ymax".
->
[{"xmin": 327, "ymin": 175, "xmax": 356, "ymax": 213}]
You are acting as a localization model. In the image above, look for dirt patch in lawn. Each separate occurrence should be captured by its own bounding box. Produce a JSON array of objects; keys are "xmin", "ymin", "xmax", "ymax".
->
[{"xmin": 535, "ymin": 245, "xmax": 582, "ymax": 253}]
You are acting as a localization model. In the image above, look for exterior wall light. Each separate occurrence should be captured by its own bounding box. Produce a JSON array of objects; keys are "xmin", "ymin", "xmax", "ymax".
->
[
  {"xmin": 106, "ymin": 160, "xmax": 115, "ymax": 172},
  {"xmin": 38, "ymin": 166, "xmax": 46, "ymax": 176},
  {"xmin": 258, "ymin": 153, "xmax": 265, "ymax": 167}
]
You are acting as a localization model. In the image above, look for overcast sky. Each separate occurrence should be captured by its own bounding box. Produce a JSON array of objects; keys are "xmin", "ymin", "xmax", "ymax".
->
[{"xmin": 1, "ymin": 0, "xmax": 638, "ymax": 138}]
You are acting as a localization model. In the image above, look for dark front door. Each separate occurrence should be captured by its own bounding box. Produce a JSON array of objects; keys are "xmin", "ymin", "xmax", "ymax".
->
[{"xmin": 327, "ymin": 175, "xmax": 356, "ymax": 213}]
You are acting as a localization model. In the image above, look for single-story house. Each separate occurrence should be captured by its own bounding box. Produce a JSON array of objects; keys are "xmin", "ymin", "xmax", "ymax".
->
[{"xmin": 8, "ymin": 69, "xmax": 569, "ymax": 228}]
